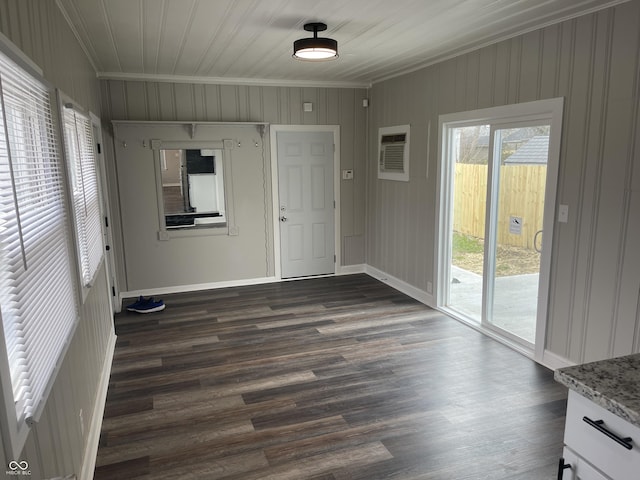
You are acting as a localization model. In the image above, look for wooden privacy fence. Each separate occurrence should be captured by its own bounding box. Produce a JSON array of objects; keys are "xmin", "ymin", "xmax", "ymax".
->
[{"xmin": 453, "ymin": 163, "xmax": 546, "ymax": 250}]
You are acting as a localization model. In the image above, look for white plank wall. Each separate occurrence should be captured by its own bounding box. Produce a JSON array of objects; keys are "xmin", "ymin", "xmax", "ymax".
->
[
  {"xmin": 100, "ymin": 81, "xmax": 369, "ymax": 285},
  {"xmin": 0, "ymin": 0, "xmax": 115, "ymax": 477},
  {"xmin": 111, "ymin": 122, "xmax": 276, "ymax": 291},
  {"xmin": 367, "ymin": 1, "xmax": 640, "ymax": 365},
  {"xmin": 3, "ymin": 0, "xmax": 638, "ymax": 475}
]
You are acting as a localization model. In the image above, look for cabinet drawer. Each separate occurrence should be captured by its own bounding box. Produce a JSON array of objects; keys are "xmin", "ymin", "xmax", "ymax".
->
[
  {"xmin": 561, "ymin": 447, "xmax": 609, "ymax": 480},
  {"xmin": 564, "ymin": 390, "xmax": 640, "ymax": 480}
]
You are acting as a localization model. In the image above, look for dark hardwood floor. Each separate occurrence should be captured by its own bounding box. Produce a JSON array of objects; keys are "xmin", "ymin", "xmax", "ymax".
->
[{"xmin": 94, "ymin": 274, "xmax": 568, "ymax": 479}]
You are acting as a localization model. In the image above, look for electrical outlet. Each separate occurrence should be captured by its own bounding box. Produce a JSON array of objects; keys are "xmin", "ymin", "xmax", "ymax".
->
[{"xmin": 427, "ymin": 281, "xmax": 433, "ymax": 294}]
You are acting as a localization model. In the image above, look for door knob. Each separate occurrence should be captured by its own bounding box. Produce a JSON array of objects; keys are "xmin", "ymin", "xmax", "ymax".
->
[{"xmin": 280, "ymin": 216, "xmax": 287, "ymax": 222}]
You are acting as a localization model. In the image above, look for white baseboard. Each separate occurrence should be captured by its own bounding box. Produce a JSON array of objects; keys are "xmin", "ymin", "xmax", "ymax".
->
[
  {"xmin": 120, "ymin": 269, "xmax": 367, "ymax": 305},
  {"xmin": 542, "ymin": 350, "xmax": 574, "ymax": 370},
  {"xmin": 365, "ymin": 265, "xmax": 435, "ymax": 307},
  {"xmin": 120, "ymin": 276, "xmax": 279, "ymax": 303},
  {"xmin": 80, "ymin": 332, "xmax": 117, "ymax": 480},
  {"xmin": 337, "ymin": 264, "xmax": 366, "ymax": 275}
]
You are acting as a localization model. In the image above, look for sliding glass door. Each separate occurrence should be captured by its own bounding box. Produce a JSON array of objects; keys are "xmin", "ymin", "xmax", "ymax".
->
[
  {"xmin": 487, "ymin": 124, "xmax": 550, "ymax": 344},
  {"xmin": 438, "ymin": 99, "xmax": 563, "ymax": 359},
  {"xmin": 448, "ymin": 125, "xmax": 490, "ymax": 323}
]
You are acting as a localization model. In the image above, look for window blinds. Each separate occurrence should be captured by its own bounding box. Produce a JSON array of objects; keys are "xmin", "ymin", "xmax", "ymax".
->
[
  {"xmin": 62, "ymin": 106, "xmax": 103, "ymax": 288},
  {"xmin": 0, "ymin": 51, "xmax": 78, "ymax": 426}
]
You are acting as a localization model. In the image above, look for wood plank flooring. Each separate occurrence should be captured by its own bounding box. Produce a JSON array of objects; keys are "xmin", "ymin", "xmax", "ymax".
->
[{"xmin": 94, "ymin": 274, "xmax": 568, "ymax": 479}]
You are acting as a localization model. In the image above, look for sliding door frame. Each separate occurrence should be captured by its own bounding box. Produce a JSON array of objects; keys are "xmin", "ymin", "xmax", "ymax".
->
[{"xmin": 435, "ymin": 98, "xmax": 564, "ymax": 363}]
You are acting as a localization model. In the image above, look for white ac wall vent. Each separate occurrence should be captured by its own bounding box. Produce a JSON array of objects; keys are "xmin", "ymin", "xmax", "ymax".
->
[{"xmin": 378, "ymin": 125, "xmax": 409, "ymax": 181}]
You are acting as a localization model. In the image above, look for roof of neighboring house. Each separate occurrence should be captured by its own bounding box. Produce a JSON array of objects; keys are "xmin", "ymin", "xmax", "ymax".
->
[
  {"xmin": 504, "ymin": 135, "xmax": 550, "ymax": 165},
  {"xmin": 476, "ymin": 129, "xmax": 543, "ymax": 147}
]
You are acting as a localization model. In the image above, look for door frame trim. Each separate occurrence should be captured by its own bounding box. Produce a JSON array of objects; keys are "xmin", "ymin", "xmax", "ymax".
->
[
  {"xmin": 435, "ymin": 98, "xmax": 564, "ymax": 363},
  {"xmin": 90, "ymin": 112, "xmax": 120, "ymax": 314},
  {"xmin": 270, "ymin": 125, "xmax": 341, "ymax": 280}
]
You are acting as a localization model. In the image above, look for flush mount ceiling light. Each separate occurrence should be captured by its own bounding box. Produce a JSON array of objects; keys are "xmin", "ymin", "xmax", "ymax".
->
[{"xmin": 293, "ymin": 22, "xmax": 338, "ymax": 61}]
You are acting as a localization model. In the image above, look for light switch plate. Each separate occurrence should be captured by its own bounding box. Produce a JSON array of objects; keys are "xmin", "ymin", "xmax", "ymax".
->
[
  {"xmin": 342, "ymin": 169, "xmax": 354, "ymax": 180},
  {"xmin": 558, "ymin": 204, "xmax": 569, "ymax": 223}
]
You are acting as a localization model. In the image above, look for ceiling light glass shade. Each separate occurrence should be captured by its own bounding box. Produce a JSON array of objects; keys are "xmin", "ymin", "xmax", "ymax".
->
[{"xmin": 293, "ymin": 23, "xmax": 338, "ymax": 61}]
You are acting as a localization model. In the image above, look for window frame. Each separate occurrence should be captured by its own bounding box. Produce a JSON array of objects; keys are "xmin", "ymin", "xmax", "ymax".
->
[
  {"xmin": 152, "ymin": 139, "xmax": 235, "ymax": 240},
  {"xmin": 0, "ymin": 47, "xmax": 80, "ymax": 458},
  {"xmin": 58, "ymin": 92, "xmax": 105, "ymax": 302}
]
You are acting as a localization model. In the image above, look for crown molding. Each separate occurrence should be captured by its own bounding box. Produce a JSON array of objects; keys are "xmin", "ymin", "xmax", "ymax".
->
[{"xmin": 96, "ymin": 71, "xmax": 371, "ymax": 90}]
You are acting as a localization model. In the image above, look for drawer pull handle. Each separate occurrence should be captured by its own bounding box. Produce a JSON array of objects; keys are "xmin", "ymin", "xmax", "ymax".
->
[
  {"xmin": 557, "ymin": 457, "xmax": 571, "ymax": 480},
  {"xmin": 583, "ymin": 416, "xmax": 633, "ymax": 450}
]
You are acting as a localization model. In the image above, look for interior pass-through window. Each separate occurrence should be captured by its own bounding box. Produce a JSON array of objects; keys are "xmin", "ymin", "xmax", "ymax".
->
[{"xmin": 160, "ymin": 148, "xmax": 226, "ymax": 228}]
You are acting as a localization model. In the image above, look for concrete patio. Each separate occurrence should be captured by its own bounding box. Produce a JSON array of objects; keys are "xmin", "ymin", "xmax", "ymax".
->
[{"xmin": 449, "ymin": 266, "xmax": 539, "ymax": 343}]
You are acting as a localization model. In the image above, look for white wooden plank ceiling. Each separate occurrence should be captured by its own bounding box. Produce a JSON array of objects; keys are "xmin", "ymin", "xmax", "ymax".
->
[{"xmin": 56, "ymin": 0, "xmax": 630, "ymax": 87}]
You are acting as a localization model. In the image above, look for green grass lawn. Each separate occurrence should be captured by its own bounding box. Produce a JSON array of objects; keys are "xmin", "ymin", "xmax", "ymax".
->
[
  {"xmin": 452, "ymin": 231, "xmax": 540, "ymax": 276},
  {"xmin": 452, "ymin": 232, "xmax": 483, "ymax": 256}
]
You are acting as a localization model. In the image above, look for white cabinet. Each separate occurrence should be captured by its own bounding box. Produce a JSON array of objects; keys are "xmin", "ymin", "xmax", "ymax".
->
[
  {"xmin": 560, "ymin": 390, "xmax": 640, "ymax": 480},
  {"xmin": 560, "ymin": 447, "xmax": 609, "ymax": 479}
]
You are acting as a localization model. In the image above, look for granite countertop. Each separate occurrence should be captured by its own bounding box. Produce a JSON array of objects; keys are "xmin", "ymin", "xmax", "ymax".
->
[{"xmin": 555, "ymin": 353, "xmax": 640, "ymax": 428}]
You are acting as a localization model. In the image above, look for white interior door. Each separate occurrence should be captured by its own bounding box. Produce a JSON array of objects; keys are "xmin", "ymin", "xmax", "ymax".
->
[{"xmin": 277, "ymin": 131, "xmax": 335, "ymax": 278}]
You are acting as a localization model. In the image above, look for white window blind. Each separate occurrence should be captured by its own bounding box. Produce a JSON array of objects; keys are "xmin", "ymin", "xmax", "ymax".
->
[
  {"xmin": 0, "ymin": 51, "xmax": 78, "ymax": 427},
  {"xmin": 62, "ymin": 105, "xmax": 103, "ymax": 289}
]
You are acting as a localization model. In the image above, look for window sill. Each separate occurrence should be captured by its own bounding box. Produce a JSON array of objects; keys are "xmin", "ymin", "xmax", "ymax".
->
[{"xmin": 158, "ymin": 225, "xmax": 229, "ymax": 240}]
